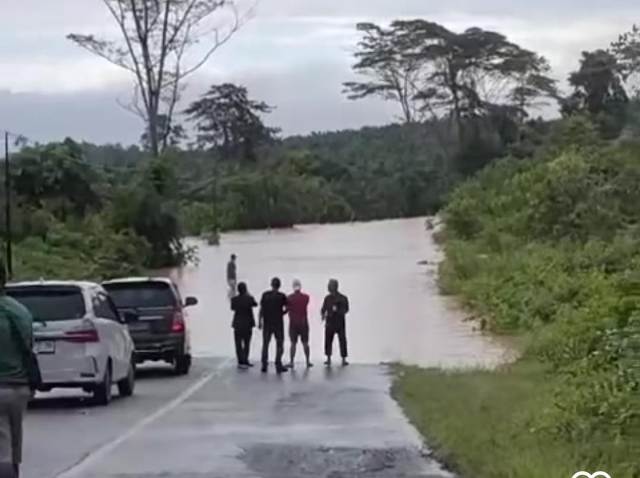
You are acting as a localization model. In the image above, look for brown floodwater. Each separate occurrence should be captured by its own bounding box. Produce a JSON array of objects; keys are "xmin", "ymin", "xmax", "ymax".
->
[{"xmin": 164, "ymin": 217, "xmax": 509, "ymax": 368}]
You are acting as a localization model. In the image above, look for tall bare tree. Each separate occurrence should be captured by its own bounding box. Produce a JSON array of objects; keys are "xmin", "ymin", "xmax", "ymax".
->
[
  {"xmin": 343, "ymin": 23, "xmax": 429, "ymax": 124},
  {"xmin": 68, "ymin": 0, "xmax": 249, "ymax": 157}
]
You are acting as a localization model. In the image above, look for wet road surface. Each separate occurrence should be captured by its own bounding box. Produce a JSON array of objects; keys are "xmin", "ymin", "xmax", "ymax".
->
[{"xmin": 24, "ymin": 359, "xmax": 451, "ymax": 478}]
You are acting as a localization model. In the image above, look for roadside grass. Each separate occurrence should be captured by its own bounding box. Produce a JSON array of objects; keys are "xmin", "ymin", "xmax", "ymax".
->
[{"xmin": 393, "ymin": 360, "xmax": 636, "ymax": 478}]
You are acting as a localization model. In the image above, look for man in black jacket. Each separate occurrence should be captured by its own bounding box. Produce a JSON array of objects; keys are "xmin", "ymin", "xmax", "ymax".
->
[
  {"xmin": 231, "ymin": 282, "xmax": 257, "ymax": 369},
  {"xmin": 259, "ymin": 278, "xmax": 288, "ymax": 374},
  {"xmin": 322, "ymin": 279, "xmax": 350, "ymax": 367}
]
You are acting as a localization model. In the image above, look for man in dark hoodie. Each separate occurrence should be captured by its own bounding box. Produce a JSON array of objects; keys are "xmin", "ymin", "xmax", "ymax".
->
[
  {"xmin": 322, "ymin": 279, "xmax": 350, "ymax": 368},
  {"xmin": 0, "ymin": 259, "xmax": 33, "ymax": 477}
]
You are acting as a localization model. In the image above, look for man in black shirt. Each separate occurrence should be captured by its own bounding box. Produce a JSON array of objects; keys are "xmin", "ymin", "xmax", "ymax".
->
[
  {"xmin": 322, "ymin": 279, "xmax": 350, "ymax": 367},
  {"xmin": 231, "ymin": 282, "xmax": 257, "ymax": 369},
  {"xmin": 259, "ymin": 278, "xmax": 289, "ymax": 374}
]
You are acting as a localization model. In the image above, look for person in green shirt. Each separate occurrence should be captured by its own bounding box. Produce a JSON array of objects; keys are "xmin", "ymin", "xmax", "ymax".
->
[{"xmin": 0, "ymin": 259, "xmax": 33, "ymax": 478}]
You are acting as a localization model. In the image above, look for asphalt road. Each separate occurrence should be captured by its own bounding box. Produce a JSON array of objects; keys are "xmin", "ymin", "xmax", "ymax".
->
[{"xmin": 22, "ymin": 358, "xmax": 451, "ymax": 478}]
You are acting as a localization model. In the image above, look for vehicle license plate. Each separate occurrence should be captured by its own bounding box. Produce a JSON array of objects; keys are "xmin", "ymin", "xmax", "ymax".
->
[{"xmin": 35, "ymin": 340, "xmax": 56, "ymax": 354}]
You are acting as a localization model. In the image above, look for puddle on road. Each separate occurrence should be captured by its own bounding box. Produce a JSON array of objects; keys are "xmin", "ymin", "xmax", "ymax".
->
[
  {"xmin": 241, "ymin": 444, "xmax": 451, "ymax": 477},
  {"xmin": 164, "ymin": 218, "xmax": 509, "ymax": 368}
]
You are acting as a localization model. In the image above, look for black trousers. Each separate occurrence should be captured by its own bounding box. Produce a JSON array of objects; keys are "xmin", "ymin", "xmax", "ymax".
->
[
  {"xmin": 325, "ymin": 320, "xmax": 348, "ymax": 358},
  {"xmin": 234, "ymin": 329, "xmax": 252, "ymax": 365},
  {"xmin": 262, "ymin": 323, "xmax": 284, "ymax": 367}
]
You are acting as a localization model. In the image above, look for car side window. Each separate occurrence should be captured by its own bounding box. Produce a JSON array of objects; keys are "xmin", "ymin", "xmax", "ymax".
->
[
  {"xmin": 105, "ymin": 296, "xmax": 121, "ymax": 321},
  {"xmin": 94, "ymin": 292, "xmax": 119, "ymax": 321}
]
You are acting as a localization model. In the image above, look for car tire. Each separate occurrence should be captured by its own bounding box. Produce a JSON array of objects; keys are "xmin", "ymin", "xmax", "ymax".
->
[
  {"xmin": 117, "ymin": 361, "xmax": 136, "ymax": 397},
  {"xmin": 93, "ymin": 363, "xmax": 112, "ymax": 406},
  {"xmin": 174, "ymin": 354, "xmax": 191, "ymax": 375}
]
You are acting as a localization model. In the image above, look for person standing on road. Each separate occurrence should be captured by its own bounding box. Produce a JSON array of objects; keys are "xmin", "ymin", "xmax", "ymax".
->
[
  {"xmin": 226, "ymin": 254, "xmax": 238, "ymax": 299},
  {"xmin": 322, "ymin": 279, "xmax": 350, "ymax": 367},
  {"xmin": 259, "ymin": 278, "xmax": 288, "ymax": 374},
  {"xmin": 231, "ymin": 282, "xmax": 257, "ymax": 369},
  {"xmin": 0, "ymin": 260, "xmax": 34, "ymax": 478},
  {"xmin": 287, "ymin": 279, "xmax": 313, "ymax": 369}
]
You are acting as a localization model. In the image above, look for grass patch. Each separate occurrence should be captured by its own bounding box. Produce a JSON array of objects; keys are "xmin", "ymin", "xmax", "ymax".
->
[{"xmin": 393, "ymin": 361, "xmax": 638, "ymax": 478}]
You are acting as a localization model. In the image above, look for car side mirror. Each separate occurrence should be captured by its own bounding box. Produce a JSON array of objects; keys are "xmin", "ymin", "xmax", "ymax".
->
[
  {"xmin": 185, "ymin": 297, "xmax": 198, "ymax": 308},
  {"xmin": 122, "ymin": 311, "xmax": 139, "ymax": 324}
]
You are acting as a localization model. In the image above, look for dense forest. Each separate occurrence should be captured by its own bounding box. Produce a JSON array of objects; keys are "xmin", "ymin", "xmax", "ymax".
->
[{"xmin": 393, "ymin": 23, "xmax": 640, "ymax": 478}]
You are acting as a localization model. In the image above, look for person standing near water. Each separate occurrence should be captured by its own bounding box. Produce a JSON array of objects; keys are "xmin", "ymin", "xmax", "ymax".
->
[
  {"xmin": 259, "ymin": 278, "xmax": 288, "ymax": 374},
  {"xmin": 322, "ymin": 279, "xmax": 350, "ymax": 367},
  {"xmin": 226, "ymin": 254, "xmax": 237, "ymax": 299},
  {"xmin": 231, "ymin": 282, "xmax": 257, "ymax": 369},
  {"xmin": 0, "ymin": 259, "xmax": 34, "ymax": 478},
  {"xmin": 287, "ymin": 279, "xmax": 313, "ymax": 369}
]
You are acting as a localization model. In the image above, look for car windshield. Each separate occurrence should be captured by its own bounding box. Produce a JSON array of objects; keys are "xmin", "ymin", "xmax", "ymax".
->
[
  {"xmin": 7, "ymin": 287, "xmax": 86, "ymax": 322},
  {"xmin": 104, "ymin": 282, "xmax": 177, "ymax": 309}
]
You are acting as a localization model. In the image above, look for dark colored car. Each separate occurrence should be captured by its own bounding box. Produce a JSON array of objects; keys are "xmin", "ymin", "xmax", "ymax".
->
[{"xmin": 102, "ymin": 278, "xmax": 198, "ymax": 375}]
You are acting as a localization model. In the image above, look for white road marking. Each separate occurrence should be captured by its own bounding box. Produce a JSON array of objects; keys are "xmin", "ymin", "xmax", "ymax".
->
[{"xmin": 55, "ymin": 359, "xmax": 232, "ymax": 478}]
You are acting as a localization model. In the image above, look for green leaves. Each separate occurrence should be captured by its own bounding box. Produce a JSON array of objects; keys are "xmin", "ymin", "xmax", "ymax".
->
[
  {"xmin": 441, "ymin": 126, "xmax": 640, "ymax": 448},
  {"xmin": 345, "ymin": 19, "xmax": 558, "ymax": 126},
  {"xmin": 185, "ymin": 83, "xmax": 279, "ymax": 161}
]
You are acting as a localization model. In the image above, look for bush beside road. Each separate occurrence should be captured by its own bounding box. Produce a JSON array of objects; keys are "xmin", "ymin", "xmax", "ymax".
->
[{"xmin": 394, "ymin": 118, "xmax": 640, "ymax": 478}]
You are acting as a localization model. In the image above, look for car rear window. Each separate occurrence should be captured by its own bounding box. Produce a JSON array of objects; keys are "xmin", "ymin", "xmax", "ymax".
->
[
  {"xmin": 104, "ymin": 282, "xmax": 177, "ymax": 309},
  {"xmin": 7, "ymin": 287, "xmax": 86, "ymax": 322}
]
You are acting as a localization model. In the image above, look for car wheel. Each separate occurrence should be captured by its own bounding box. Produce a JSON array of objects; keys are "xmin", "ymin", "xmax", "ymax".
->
[
  {"xmin": 93, "ymin": 363, "xmax": 112, "ymax": 406},
  {"xmin": 117, "ymin": 361, "xmax": 136, "ymax": 397},
  {"xmin": 174, "ymin": 354, "xmax": 191, "ymax": 375}
]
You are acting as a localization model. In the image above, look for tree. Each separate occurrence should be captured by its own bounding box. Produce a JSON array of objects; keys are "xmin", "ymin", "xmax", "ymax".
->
[
  {"xmin": 343, "ymin": 22, "xmax": 429, "ymax": 123},
  {"xmin": 140, "ymin": 115, "xmax": 187, "ymax": 151},
  {"xmin": 563, "ymin": 50, "xmax": 629, "ymax": 138},
  {"xmin": 185, "ymin": 83, "xmax": 279, "ymax": 161},
  {"xmin": 68, "ymin": 0, "xmax": 247, "ymax": 157},
  {"xmin": 344, "ymin": 20, "xmax": 557, "ymax": 139},
  {"xmin": 612, "ymin": 24, "xmax": 640, "ymax": 97},
  {"xmin": 110, "ymin": 158, "xmax": 186, "ymax": 267},
  {"xmin": 393, "ymin": 21, "xmax": 557, "ymax": 129},
  {"xmin": 13, "ymin": 139, "xmax": 101, "ymax": 220}
]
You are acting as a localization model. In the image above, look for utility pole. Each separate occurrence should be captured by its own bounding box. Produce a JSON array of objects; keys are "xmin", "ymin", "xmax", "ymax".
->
[{"xmin": 4, "ymin": 131, "xmax": 12, "ymax": 278}]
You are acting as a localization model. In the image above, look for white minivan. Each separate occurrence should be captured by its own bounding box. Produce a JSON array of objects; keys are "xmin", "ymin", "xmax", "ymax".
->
[{"xmin": 7, "ymin": 281, "xmax": 137, "ymax": 405}]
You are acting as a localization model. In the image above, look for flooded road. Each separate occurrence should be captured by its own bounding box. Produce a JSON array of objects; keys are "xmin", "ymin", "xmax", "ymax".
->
[
  {"xmin": 25, "ymin": 218, "xmax": 504, "ymax": 477},
  {"xmin": 168, "ymin": 217, "xmax": 507, "ymax": 367}
]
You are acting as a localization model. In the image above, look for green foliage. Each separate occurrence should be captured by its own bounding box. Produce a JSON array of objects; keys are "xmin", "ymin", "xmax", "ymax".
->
[
  {"xmin": 563, "ymin": 50, "xmax": 629, "ymax": 139},
  {"xmin": 344, "ymin": 20, "xmax": 558, "ymax": 125},
  {"xmin": 440, "ymin": 117, "xmax": 640, "ymax": 466},
  {"xmin": 108, "ymin": 157, "xmax": 191, "ymax": 268},
  {"xmin": 4, "ymin": 141, "xmax": 192, "ymax": 280},
  {"xmin": 179, "ymin": 122, "xmax": 459, "ymax": 229},
  {"xmin": 185, "ymin": 83, "xmax": 279, "ymax": 161},
  {"xmin": 395, "ymin": 361, "xmax": 639, "ymax": 478},
  {"xmin": 12, "ymin": 218, "xmax": 149, "ymax": 281},
  {"xmin": 12, "ymin": 139, "xmax": 101, "ymax": 221}
]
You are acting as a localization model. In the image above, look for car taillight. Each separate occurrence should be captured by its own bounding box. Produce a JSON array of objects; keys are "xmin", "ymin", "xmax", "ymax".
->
[
  {"xmin": 64, "ymin": 327, "xmax": 99, "ymax": 343},
  {"xmin": 171, "ymin": 310, "xmax": 185, "ymax": 333}
]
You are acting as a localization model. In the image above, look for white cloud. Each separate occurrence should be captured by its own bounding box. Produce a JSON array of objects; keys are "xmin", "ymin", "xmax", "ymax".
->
[
  {"xmin": 0, "ymin": 59, "xmax": 128, "ymax": 93},
  {"xmin": 1, "ymin": 0, "xmax": 640, "ymax": 143}
]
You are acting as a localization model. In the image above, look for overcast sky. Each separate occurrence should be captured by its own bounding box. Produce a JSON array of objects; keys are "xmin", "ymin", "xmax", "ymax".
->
[{"xmin": 1, "ymin": 0, "xmax": 639, "ymax": 146}]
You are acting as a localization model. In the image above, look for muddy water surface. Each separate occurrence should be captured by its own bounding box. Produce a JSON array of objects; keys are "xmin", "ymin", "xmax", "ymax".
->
[{"xmin": 166, "ymin": 217, "xmax": 507, "ymax": 367}]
